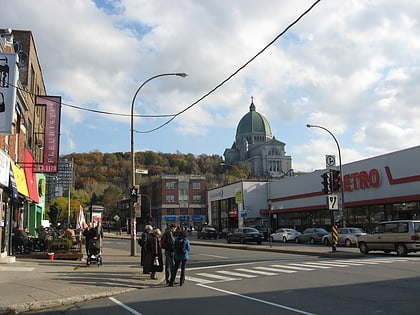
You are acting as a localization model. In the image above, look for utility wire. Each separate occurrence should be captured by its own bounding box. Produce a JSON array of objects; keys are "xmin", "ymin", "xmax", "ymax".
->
[
  {"xmin": 11, "ymin": 0, "xmax": 321, "ymax": 130},
  {"xmin": 137, "ymin": 0, "xmax": 322, "ymax": 134}
]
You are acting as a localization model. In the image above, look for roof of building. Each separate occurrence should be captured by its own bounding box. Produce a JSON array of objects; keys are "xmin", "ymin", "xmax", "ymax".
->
[{"xmin": 236, "ymin": 100, "xmax": 272, "ymax": 138}]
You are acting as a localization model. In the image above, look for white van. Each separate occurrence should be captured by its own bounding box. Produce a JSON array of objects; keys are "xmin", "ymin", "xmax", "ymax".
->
[{"xmin": 358, "ymin": 220, "xmax": 420, "ymax": 256}]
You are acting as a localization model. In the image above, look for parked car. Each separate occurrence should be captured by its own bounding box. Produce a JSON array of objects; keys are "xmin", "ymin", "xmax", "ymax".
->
[
  {"xmin": 226, "ymin": 227, "xmax": 264, "ymax": 244},
  {"xmin": 296, "ymin": 228, "xmax": 329, "ymax": 245},
  {"xmin": 218, "ymin": 228, "xmax": 234, "ymax": 239},
  {"xmin": 358, "ymin": 220, "xmax": 420, "ymax": 256},
  {"xmin": 251, "ymin": 226, "xmax": 270, "ymax": 240},
  {"xmin": 322, "ymin": 227, "xmax": 366, "ymax": 247},
  {"xmin": 270, "ymin": 228, "xmax": 301, "ymax": 243},
  {"xmin": 197, "ymin": 226, "xmax": 218, "ymax": 239}
]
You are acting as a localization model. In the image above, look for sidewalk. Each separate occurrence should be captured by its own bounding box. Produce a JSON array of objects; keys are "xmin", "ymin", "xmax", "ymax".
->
[
  {"xmin": 0, "ymin": 240, "xmax": 164, "ymax": 314},
  {"xmin": 0, "ymin": 233, "xmax": 362, "ymax": 314}
]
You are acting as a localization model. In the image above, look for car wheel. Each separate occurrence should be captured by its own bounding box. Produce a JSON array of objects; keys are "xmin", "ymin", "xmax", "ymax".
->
[
  {"xmin": 309, "ymin": 237, "xmax": 315, "ymax": 245},
  {"xmin": 323, "ymin": 238, "xmax": 330, "ymax": 246},
  {"xmin": 295, "ymin": 237, "xmax": 300, "ymax": 244},
  {"xmin": 282, "ymin": 236, "xmax": 287, "ymax": 243},
  {"xmin": 395, "ymin": 244, "xmax": 408, "ymax": 256},
  {"xmin": 345, "ymin": 239, "xmax": 352, "ymax": 247},
  {"xmin": 359, "ymin": 242, "xmax": 369, "ymax": 254}
]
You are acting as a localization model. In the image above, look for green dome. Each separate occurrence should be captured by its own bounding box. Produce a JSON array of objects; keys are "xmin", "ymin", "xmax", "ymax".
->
[{"xmin": 236, "ymin": 101, "xmax": 272, "ymax": 138}]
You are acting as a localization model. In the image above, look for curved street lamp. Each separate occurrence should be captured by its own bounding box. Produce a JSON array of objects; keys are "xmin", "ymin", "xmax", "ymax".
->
[
  {"xmin": 130, "ymin": 72, "xmax": 187, "ymax": 256},
  {"xmin": 306, "ymin": 124, "xmax": 346, "ymax": 228}
]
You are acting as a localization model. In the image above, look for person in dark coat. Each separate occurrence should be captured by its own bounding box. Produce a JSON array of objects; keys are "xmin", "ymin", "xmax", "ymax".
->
[
  {"xmin": 162, "ymin": 223, "xmax": 177, "ymax": 285},
  {"xmin": 83, "ymin": 223, "xmax": 98, "ymax": 255},
  {"xmin": 143, "ymin": 228, "xmax": 163, "ymax": 280},
  {"xmin": 139, "ymin": 225, "xmax": 153, "ymax": 272}
]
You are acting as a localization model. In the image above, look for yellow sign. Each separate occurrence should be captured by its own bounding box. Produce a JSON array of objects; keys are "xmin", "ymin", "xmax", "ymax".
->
[{"xmin": 235, "ymin": 189, "xmax": 243, "ymax": 204}]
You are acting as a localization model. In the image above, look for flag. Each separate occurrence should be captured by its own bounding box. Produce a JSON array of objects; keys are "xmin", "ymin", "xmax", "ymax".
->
[{"xmin": 76, "ymin": 205, "xmax": 87, "ymax": 230}]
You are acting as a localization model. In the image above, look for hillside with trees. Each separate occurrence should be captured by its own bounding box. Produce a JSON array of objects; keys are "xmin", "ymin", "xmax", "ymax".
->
[{"xmin": 48, "ymin": 151, "xmax": 246, "ymax": 224}]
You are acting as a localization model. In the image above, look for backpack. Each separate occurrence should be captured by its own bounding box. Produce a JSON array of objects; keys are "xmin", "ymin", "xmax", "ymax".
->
[
  {"xmin": 175, "ymin": 237, "xmax": 187, "ymax": 255},
  {"xmin": 161, "ymin": 231, "xmax": 170, "ymax": 250}
]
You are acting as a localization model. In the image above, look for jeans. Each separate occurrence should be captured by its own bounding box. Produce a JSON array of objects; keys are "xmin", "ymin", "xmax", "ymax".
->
[
  {"xmin": 165, "ymin": 250, "xmax": 175, "ymax": 283},
  {"xmin": 170, "ymin": 259, "xmax": 187, "ymax": 285}
]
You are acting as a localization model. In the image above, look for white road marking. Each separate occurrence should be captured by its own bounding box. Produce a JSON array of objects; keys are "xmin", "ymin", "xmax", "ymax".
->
[
  {"xmin": 199, "ymin": 284, "xmax": 315, "ymax": 315},
  {"xmin": 216, "ymin": 270, "xmax": 257, "ymax": 278},
  {"xmin": 254, "ymin": 266, "xmax": 296, "ymax": 273},
  {"xmin": 0, "ymin": 267, "xmax": 35, "ymax": 271},
  {"xmin": 109, "ymin": 297, "xmax": 143, "ymax": 315},
  {"xmin": 235, "ymin": 268, "xmax": 278, "ymax": 276},
  {"xmin": 199, "ymin": 254, "xmax": 229, "ymax": 259},
  {"xmin": 185, "ymin": 275, "xmax": 214, "ymax": 284},
  {"xmin": 270, "ymin": 264, "xmax": 315, "ymax": 271},
  {"xmin": 196, "ymin": 272, "xmax": 239, "ymax": 281}
]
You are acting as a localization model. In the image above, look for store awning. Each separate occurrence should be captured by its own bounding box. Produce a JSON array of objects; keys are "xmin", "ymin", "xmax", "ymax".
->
[
  {"xmin": 9, "ymin": 167, "xmax": 18, "ymax": 200},
  {"xmin": 11, "ymin": 161, "xmax": 29, "ymax": 198},
  {"xmin": 24, "ymin": 149, "xmax": 40, "ymax": 203}
]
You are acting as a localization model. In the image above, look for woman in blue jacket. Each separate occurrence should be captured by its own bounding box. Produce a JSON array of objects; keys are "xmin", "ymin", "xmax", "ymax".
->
[{"xmin": 168, "ymin": 229, "xmax": 191, "ymax": 286}]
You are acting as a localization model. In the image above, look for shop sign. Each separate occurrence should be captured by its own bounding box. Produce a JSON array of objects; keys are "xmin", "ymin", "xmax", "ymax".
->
[{"xmin": 343, "ymin": 168, "xmax": 381, "ymax": 191}]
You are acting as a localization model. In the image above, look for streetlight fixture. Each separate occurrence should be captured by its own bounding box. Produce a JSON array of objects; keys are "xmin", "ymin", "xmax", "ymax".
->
[
  {"xmin": 306, "ymin": 124, "xmax": 346, "ymax": 228},
  {"xmin": 130, "ymin": 72, "xmax": 187, "ymax": 256}
]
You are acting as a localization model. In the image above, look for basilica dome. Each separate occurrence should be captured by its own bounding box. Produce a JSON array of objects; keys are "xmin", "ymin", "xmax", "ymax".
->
[{"xmin": 236, "ymin": 100, "xmax": 272, "ymax": 144}]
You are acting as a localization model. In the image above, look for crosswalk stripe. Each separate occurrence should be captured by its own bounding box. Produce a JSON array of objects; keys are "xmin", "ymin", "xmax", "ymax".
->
[
  {"xmin": 297, "ymin": 263, "xmax": 332, "ymax": 269},
  {"xmin": 254, "ymin": 266, "xmax": 296, "ymax": 274},
  {"xmin": 196, "ymin": 273, "xmax": 239, "ymax": 281},
  {"xmin": 0, "ymin": 267, "xmax": 35, "ymax": 272},
  {"xmin": 308, "ymin": 261, "xmax": 352, "ymax": 267},
  {"xmin": 185, "ymin": 276, "xmax": 214, "ymax": 284},
  {"xmin": 216, "ymin": 270, "xmax": 257, "ymax": 278},
  {"xmin": 270, "ymin": 264, "xmax": 315, "ymax": 271},
  {"xmin": 235, "ymin": 268, "xmax": 277, "ymax": 276}
]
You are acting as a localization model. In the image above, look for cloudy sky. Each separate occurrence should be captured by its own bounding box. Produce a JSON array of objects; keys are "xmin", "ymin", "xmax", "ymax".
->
[{"xmin": 3, "ymin": 0, "xmax": 420, "ymax": 172}]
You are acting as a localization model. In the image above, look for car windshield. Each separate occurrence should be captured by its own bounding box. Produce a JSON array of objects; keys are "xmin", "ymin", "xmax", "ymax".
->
[
  {"xmin": 244, "ymin": 228, "xmax": 258, "ymax": 233},
  {"xmin": 349, "ymin": 228, "xmax": 364, "ymax": 233}
]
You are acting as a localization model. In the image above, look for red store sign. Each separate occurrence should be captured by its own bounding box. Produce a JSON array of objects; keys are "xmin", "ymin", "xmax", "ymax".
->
[{"xmin": 343, "ymin": 168, "xmax": 381, "ymax": 192}]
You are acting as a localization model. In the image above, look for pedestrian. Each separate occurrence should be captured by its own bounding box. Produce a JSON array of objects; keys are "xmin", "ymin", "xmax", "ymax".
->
[
  {"xmin": 96, "ymin": 222, "xmax": 104, "ymax": 251},
  {"xmin": 169, "ymin": 229, "xmax": 191, "ymax": 286},
  {"xmin": 161, "ymin": 223, "xmax": 177, "ymax": 285},
  {"xmin": 143, "ymin": 228, "xmax": 163, "ymax": 280},
  {"xmin": 83, "ymin": 223, "xmax": 98, "ymax": 256},
  {"xmin": 139, "ymin": 225, "xmax": 153, "ymax": 272}
]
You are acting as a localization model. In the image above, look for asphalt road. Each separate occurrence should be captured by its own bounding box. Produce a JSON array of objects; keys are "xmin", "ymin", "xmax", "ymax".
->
[{"xmin": 23, "ymin": 238, "xmax": 420, "ymax": 315}]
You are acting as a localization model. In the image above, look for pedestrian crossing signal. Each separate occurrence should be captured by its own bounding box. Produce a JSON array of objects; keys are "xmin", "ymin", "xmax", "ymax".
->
[{"xmin": 130, "ymin": 186, "xmax": 138, "ymax": 202}]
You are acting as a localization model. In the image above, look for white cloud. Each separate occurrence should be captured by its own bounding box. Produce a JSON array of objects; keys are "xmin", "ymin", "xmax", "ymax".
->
[{"xmin": 3, "ymin": 0, "xmax": 420, "ymax": 171}]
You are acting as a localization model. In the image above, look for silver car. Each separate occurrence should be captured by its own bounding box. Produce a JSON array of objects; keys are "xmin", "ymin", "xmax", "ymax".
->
[
  {"xmin": 297, "ymin": 228, "xmax": 329, "ymax": 245},
  {"xmin": 358, "ymin": 220, "xmax": 420, "ymax": 256},
  {"xmin": 322, "ymin": 227, "xmax": 366, "ymax": 247},
  {"xmin": 270, "ymin": 228, "xmax": 301, "ymax": 243}
]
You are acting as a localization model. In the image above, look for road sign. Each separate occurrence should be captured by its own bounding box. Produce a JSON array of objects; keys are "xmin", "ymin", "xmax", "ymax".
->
[
  {"xmin": 135, "ymin": 169, "xmax": 148, "ymax": 174},
  {"xmin": 325, "ymin": 155, "xmax": 336, "ymax": 167},
  {"xmin": 328, "ymin": 194, "xmax": 339, "ymax": 210}
]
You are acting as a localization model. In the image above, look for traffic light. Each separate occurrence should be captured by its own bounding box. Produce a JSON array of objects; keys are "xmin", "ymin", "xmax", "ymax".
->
[
  {"xmin": 130, "ymin": 186, "xmax": 138, "ymax": 202},
  {"xmin": 331, "ymin": 170, "xmax": 341, "ymax": 192},
  {"xmin": 321, "ymin": 172, "xmax": 331, "ymax": 194}
]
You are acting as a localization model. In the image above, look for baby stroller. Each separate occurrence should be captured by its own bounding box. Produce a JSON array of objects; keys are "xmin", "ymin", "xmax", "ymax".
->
[{"xmin": 86, "ymin": 238, "xmax": 102, "ymax": 266}]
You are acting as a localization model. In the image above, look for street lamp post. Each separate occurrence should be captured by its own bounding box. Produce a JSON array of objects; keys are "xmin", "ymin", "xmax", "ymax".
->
[
  {"xmin": 130, "ymin": 72, "xmax": 187, "ymax": 256},
  {"xmin": 306, "ymin": 124, "xmax": 346, "ymax": 228}
]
